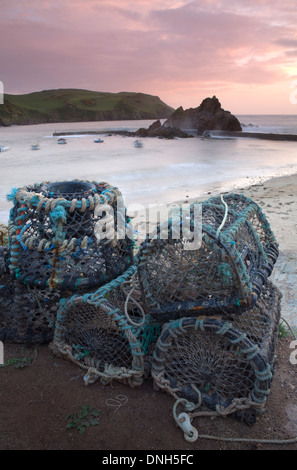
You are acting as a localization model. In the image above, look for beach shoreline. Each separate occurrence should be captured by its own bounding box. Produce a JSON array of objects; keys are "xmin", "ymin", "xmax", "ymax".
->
[
  {"xmin": 1, "ymin": 117, "xmax": 297, "ymax": 228},
  {"xmin": 129, "ymin": 171, "xmax": 297, "ymax": 251}
]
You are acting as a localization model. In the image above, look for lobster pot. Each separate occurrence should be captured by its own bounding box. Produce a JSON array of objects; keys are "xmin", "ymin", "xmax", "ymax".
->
[
  {"xmin": 50, "ymin": 265, "xmax": 158, "ymax": 386},
  {"xmin": 7, "ymin": 180, "xmax": 134, "ymax": 291},
  {"xmin": 137, "ymin": 194, "xmax": 279, "ymax": 321},
  {"xmin": 151, "ymin": 281, "xmax": 281, "ymax": 425},
  {"xmin": 1, "ymin": 244, "xmax": 61, "ymax": 344},
  {"xmin": 0, "ymin": 246, "xmax": 9, "ymax": 274},
  {"xmin": 0, "ymin": 280, "xmax": 61, "ymax": 344}
]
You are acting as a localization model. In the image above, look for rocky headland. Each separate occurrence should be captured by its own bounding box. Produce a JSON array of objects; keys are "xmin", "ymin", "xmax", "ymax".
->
[
  {"xmin": 163, "ymin": 95, "xmax": 242, "ymax": 135},
  {"xmin": 134, "ymin": 119, "xmax": 190, "ymax": 139},
  {"xmin": 131, "ymin": 96, "xmax": 242, "ymax": 138}
]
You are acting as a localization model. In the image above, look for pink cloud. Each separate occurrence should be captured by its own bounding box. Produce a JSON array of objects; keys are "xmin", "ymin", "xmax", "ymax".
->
[{"xmin": 1, "ymin": 0, "xmax": 297, "ymax": 113}]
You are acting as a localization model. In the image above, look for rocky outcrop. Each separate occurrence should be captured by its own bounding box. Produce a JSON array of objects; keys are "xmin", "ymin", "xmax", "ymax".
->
[
  {"xmin": 135, "ymin": 119, "xmax": 190, "ymax": 139},
  {"xmin": 0, "ymin": 100, "xmax": 47, "ymax": 126},
  {"xmin": 163, "ymin": 96, "xmax": 242, "ymax": 135}
]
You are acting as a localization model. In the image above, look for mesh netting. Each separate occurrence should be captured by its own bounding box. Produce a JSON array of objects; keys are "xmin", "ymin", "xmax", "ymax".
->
[
  {"xmin": 1, "ymin": 244, "xmax": 61, "ymax": 344},
  {"xmin": 137, "ymin": 193, "xmax": 278, "ymax": 320},
  {"xmin": 0, "ymin": 179, "xmax": 135, "ymax": 345},
  {"xmin": 7, "ymin": 180, "xmax": 134, "ymax": 291},
  {"xmin": 1, "ymin": 184, "xmax": 284, "ymax": 437},
  {"xmin": 50, "ymin": 265, "xmax": 151, "ymax": 386},
  {"xmin": 0, "ymin": 282, "xmax": 61, "ymax": 344},
  {"xmin": 0, "ymin": 246, "xmax": 9, "ymax": 277},
  {"xmin": 151, "ymin": 281, "xmax": 281, "ymax": 424},
  {"xmin": 49, "ymin": 193, "xmax": 280, "ymax": 389}
]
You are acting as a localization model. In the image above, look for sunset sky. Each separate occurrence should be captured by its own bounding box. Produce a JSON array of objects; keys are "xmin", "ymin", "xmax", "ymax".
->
[{"xmin": 1, "ymin": 0, "xmax": 297, "ymax": 114}]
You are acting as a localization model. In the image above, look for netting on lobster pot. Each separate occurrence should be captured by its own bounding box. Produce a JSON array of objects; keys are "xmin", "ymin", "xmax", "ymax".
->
[
  {"xmin": 151, "ymin": 281, "xmax": 281, "ymax": 425},
  {"xmin": 137, "ymin": 193, "xmax": 278, "ymax": 321},
  {"xmin": 50, "ymin": 264, "xmax": 158, "ymax": 386},
  {"xmin": 6, "ymin": 180, "xmax": 134, "ymax": 291},
  {"xmin": 0, "ymin": 281, "xmax": 61, "ymax": 344},
  {"xmin": 0, "ymin": 242, "xmax": 62, "ymax": 344},
  {"xmin": 1, "ymin": 242, "xmax": 60, "ymax": 344}
]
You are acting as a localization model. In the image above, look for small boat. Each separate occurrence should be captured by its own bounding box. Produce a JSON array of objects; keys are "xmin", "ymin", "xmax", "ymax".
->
[
  {"xmin": 31, "ymin": 143, "xmax": 40, "ymax": 150},
  {"xmin": 94, "ymin": 138, "xmax": 104, "ymax": 143},
  {"xmin": 58, "ymin": 138, "xmax": 67, "ymax": 144},
  {"xmin": 0, "ymin": 146, "xmax": 9, "ymax": 152},
  {"xmin": 134, "ymin": 139, "xmax": 143, "ymax": 148}
]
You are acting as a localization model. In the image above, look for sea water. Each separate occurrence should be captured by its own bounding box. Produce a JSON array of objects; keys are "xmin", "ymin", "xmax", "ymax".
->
[{"xmin": 0, "ymin": 115, "xmax": 296, "ymax": 224}]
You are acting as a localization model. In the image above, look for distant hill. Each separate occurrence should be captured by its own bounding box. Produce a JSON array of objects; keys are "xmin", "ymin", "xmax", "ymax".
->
[{"xmin": 0, "ymin": 89, "xmax": 174, "ymax": 126}]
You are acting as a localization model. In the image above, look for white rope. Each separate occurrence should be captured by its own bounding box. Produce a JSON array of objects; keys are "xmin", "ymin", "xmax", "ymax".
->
[
  {"xmin": 105, "ymin": 394, "xmax": 128, "ymax": 413},
  {"xmin": 216, "ymin": 194, "xmax": 228, "ymax": 238},
  {"xmin": 173, "ymin": 392, "xmax": 297, "ymax": 445},
  {"xmin": 122, "ymin": 274, "xmax": 146, "ymax": 327}
]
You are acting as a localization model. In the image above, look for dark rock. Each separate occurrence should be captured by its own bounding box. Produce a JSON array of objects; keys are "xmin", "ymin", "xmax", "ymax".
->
[
  {"xmin": 148, "ymin": 119, "xmax": 162, "ymax": 132},
  {"xmin": 135, "ymin": 119, "xmax": 190, "ymax": 139},
  {"xmin": 164, "ymin": 96, "xmax": 242, "ymax": 135}
]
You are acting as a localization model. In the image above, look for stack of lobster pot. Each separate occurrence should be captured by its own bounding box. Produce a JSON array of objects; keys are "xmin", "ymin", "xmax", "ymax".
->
[
  {"xmin": 143, "ymin": 193, "xmax": 281, "ymax": 426},
  {"xmin": 50, "ymin": 192, "xmax": 281, "ymax": 423}
]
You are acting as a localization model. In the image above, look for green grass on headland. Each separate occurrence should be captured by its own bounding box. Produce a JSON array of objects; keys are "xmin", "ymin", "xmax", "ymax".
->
[{"xmin": 0, "ymin": 89, "xmax": 174, "ymax": 126}]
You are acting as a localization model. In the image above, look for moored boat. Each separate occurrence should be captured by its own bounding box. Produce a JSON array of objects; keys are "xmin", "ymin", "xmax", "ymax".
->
[
  {"xmin": 134, "ymin": 139, "xmax": 143, "ymax": 148},
  {"xmin": 31, "ymin": 143, "xmax": 40, "ymax": 150}
]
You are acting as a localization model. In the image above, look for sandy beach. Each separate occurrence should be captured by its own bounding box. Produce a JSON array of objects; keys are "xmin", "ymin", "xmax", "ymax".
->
[
  {"xmin": 169, "ymin": 172, "xmax": 297, "ymax": 253},
  {"xmin": 129, "ymin": 171, "xmax": 297, "ymax": 251}
]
